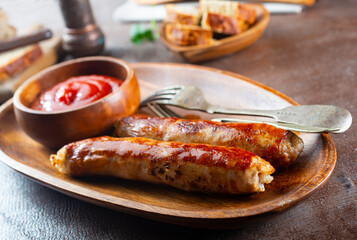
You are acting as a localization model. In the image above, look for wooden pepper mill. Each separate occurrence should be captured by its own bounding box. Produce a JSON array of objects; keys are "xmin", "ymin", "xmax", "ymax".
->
[{"xmin": 59, "ymin": 0, "xmax": 104, "ymax": 57}]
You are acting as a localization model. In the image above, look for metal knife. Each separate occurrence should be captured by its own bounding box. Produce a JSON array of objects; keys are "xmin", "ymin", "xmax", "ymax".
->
[{"xmin": 112, "ymin": 1, "xmax": 305, "ymax": 23}]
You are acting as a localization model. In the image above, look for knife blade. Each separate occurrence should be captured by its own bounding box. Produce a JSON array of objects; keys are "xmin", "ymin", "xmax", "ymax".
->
[{"xmin": 112, "ymin": 1, "xmax": 304, "ymax": 23}]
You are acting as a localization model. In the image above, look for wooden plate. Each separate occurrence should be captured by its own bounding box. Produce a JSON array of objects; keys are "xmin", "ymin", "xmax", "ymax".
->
[
  {"xmin": 159, "ymin": 4, "xmax": 270, "ymax": 63},
  {"xmin": 0, "ymin": 63, "xmax": 336, "ymax": 229}
]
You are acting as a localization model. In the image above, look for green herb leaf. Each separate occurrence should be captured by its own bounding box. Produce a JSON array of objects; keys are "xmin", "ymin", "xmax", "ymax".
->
[{"xmin": 130, "ymin": 14, "xmax": 158, "ymax": 45}]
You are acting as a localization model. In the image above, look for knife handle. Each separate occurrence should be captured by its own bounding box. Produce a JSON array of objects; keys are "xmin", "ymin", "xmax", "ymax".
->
[{"xmin": 0, "ymin": 29, "xmax": 52, "ymax": 53}]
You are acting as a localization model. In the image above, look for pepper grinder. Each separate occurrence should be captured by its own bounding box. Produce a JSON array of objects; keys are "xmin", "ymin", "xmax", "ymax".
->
[{"xmin": 59, "ymin": 0, "xmax": 105, "ymax": 57}]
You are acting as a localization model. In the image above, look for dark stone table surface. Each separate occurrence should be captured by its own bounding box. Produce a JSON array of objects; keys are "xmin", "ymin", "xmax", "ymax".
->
[{"xmin": 0, "ymin": 0, "xmax": 356, "ymax": 239}]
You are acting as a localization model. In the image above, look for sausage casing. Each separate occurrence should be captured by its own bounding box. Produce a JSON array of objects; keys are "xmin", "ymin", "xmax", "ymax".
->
[
  {"xmin": 115, "ymin": 114, "xmax": 304, "ymax": 169},
  {"xmin": 50, "ymin": 137, "xmax": 275, "ymax": 194}
]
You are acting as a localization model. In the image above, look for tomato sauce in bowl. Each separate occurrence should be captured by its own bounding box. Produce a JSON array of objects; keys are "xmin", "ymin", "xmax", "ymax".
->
[
  {"xmin": 13, "ymin": 56, "xmax": 140, "ymax": 148},
  {"xmin": 31, "ymin": 75, "xmax": 123, "ymax": 112}
]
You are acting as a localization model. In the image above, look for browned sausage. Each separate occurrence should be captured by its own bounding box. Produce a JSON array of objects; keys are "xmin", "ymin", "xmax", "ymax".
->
[
  {"xmin": 50, "ymin": 137, "xmax": 275, "ymax": 194},
  {"xmin": 115, "ymin": 114, "xmax": 304, "ymax": 169}
]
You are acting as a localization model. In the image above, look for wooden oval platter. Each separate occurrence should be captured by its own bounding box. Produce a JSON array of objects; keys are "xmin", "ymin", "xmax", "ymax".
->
[
  {"xmin": 0, "ymin": 63, "xmax": 336, "ymax": 229},
  {"xmin": 159, "ymin": 4, "xmax": 270, "ymax": 63}
]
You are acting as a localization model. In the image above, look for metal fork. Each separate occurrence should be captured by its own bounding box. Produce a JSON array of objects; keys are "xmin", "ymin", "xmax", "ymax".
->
[
  {"xmin": 144, "ymin": 103, "xmax": 344, "ymax": 133},
  {"xmin": 140, "ymin": 85, "xmax": 352, "ymax": 133},
  {"xmin": 146, "ymin": 103, "xmax": 182, "ymax": 118}
]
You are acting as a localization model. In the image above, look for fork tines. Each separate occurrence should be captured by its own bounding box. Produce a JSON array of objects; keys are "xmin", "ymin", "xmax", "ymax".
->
[
  {"xmin": 146, "ymin": 103, "xmax": 182, "ymax": 118},
  {"xmin": 140, "ymin": 85, "xmax": 185, "ymax": 107}
]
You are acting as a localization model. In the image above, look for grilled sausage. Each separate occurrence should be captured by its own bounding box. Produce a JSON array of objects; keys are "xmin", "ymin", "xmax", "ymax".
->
[
  {"xmin": 50, "ymin": 137, "xmax": 275, "ymax": 194},
  {"xmin": 115, "ymin": 114, "xmax": 304, "ymax": 169}
]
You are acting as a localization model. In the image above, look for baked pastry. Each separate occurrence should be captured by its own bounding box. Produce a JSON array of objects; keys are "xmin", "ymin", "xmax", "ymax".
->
[
  {"xmin": 199, "ymin": 0, "xmax": 255, "ymax": 34},
  {"xmin": 238, "ymin": 3, "xmax": 256, "ymax": 25},
  {"xmin": 0, "ymin": 9, "xmax": 16, "ymax": 40},
  {"xmin": 201, "ymin": 11, "xmax": 248, "ymax": 35},
  {"xmin": 200, "ymin": 0, "xmax": 239, "ymax": 18},
  {"xmin": 165, "ymin": 23, "xmax": 212, "ymax": 46},
  {"xmin": 0, "ymin": 44, "xmax": 43, "ymax": 82},
  {"xmin": 164, "ymin": 4, "xmax": 201, "ymax": 25},
  {"xmin": 200, "ymin": 0, "xmax": 256, "ymax": 23},
  {"xmin": 50, "ymin": 136, "xmax": 275, "ymax": 194},
  {"xmin": 162, "ymin": 0, "xmax": 257, "ymax": 46},
  {"xmin": 0, "ymin": 11, "xmax": 43, "ymax": 83}
]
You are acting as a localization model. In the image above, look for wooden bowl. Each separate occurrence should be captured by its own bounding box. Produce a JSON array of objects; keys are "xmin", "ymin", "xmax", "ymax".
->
[
  {"xmin": 159, "ymin": 3, "xmax": 270, "ymax": 63},
  {"xmin": 13, "ymin": 56, "xmax": 140, "ymax": 149}
]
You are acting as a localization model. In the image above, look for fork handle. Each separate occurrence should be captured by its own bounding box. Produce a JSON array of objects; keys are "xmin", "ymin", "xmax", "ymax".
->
[
  {"xmin": 212, "ymin": 118, "xmax": 339, "ymax": 133},
  {"xmin": 207, "ymin": 105, "xmax": 277, "ymax": 119}
]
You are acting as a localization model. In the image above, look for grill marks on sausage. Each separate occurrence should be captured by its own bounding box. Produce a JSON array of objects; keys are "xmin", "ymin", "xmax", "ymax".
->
[
  {"xmin": 115, "ymin": 115, "xmax": 304, "ymax": 169},
  {"xmin": 66, "ymin": 137, "xmax": 254, "ymax": 171},
  {"xmin": 52, "ymin": 136, "xmax": 276, "ymax": 194}
]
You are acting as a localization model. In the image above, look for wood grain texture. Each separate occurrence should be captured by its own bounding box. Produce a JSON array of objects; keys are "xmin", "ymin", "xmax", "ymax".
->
[
  {"xmin": 160, "ymin": 4, "xmax": 270, "ymax": 63},
  {"xmin": 0, "ymin": 63, "xmax": 336, "ymax": 228},
  {"xmin": 0, "ymin": 0, "xmax": 356, "ymax": 239}
]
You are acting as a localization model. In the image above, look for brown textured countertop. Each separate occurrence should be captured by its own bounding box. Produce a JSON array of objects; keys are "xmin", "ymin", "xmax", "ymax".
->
[{"xmin": 0, "ymin": 0, "xmax": 356, "ymax": 239}]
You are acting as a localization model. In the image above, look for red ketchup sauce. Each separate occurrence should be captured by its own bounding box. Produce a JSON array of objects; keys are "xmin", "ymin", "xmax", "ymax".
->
[{"xmin": 31, "ymin": 75, "xmax": 123, "ymax": 112}]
